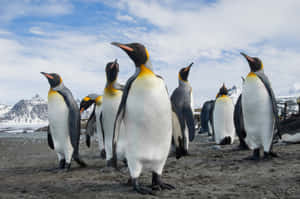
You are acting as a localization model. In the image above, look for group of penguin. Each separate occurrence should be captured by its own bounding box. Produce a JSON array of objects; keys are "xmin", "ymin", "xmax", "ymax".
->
[
  {"xmin": 40, "ymin": 42, "xmax": 280, "ymax": 195},
  {"xmin": 201, "ymin": 52, "xmax": 281, "ymax": 160}
]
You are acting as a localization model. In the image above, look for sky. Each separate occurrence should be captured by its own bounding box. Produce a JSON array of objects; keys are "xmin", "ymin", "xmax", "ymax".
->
[{"xmin": 0, "ymin": 0, "xmax": 300, "ymax": 106}]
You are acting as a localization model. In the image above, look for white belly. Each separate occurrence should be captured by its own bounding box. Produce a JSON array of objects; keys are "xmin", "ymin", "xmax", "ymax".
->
[
  {"xmin": 102, "ymin": 92, "xmax": 126, "ymax": 160},
  {"xmin": 242, "ymin": 74, "xmax": 274, "ymax": 151},
  {"xmin": 48, "ymin": 91, "xmax": 73, "ymax": 156},
  {"xmin": 125, "ymin": 76, "xmax": 172, "ymax": 168},
  {"xmin": 213, "ymin": 96, "xmax": 235, "ymax": 144}
]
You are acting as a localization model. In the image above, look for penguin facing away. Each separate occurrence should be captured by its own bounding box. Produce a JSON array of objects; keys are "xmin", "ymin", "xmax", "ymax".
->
[
  {"xmin": 171, "ymin": 62, "xmax": 195, "ymax": 157},
  {"xmin": 112, "ymin": 42, "xmax": 175, "ymax": 195},
  {"xmin": 41, "ymin": 72, "xmax": 86, "ymax": 171},
  {"xmin": 101, "ymin": 60, "xmax": 126, "ymax": 166},
  {"xmin": 80, "ymin": 94, "xmax": 106, "ymax": 159},
  {"xmin": 199, "ymin": 100, "xmax": 214, "ymax": 136},
  {"xmin": 212, "ymin": 84, "xmax": 235, "ymax": 145},
  {"xmin": 240, "ymin": 52, "xmax": 280, "ymax": 160}
]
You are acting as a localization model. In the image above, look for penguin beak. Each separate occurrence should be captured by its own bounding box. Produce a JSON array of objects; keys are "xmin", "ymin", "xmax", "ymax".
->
[
  {"xmin": 183, "ymin": 62, "xmax": 193, "ymax": 72},
  {"xmin": 111, "ymin": 42, "xmax": 134, "ymax": 52},
  {"xmin": 40, "ymin": 72, "xmax": 54, "ymax": 80},
  {"xmin": 240, "ymin": 52, "xmax": 255, "ymax": 63},
  {"xmin": 80, "ymin": 108, "xmax": 85, "ymax": 114},
  {"xmin": 110, "ymin": 59, "xmax": 118, "ymax": 69}
]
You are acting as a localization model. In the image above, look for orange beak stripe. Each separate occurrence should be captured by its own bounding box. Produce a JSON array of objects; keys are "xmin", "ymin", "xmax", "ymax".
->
[
  {"xmin": 118, "ymin": 44, "xmax": 134, "ymax": 52},
  {"xmin": 80, "ymin": 108, "xmax": 84, "ymax": 114},
  {"xmin": 45, "ymin": 74, "xmax": 54, "ymax": 79}
]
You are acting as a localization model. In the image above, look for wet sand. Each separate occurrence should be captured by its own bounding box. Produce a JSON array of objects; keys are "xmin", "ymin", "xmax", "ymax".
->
[{"xmin": 0, "ymin": 134, "xmax": 300, "ymax": 199}]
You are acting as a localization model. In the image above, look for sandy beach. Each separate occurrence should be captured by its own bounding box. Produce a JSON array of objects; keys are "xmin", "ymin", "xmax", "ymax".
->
[{"xmin": 0, "ymin": 134, "xmax": 300, "ymax": 199}]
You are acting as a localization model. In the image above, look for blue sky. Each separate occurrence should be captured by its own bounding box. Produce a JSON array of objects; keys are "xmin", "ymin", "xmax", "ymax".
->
[{"xmin": 0, "ymin": 0, "xmax": 300, "ymax": 105}]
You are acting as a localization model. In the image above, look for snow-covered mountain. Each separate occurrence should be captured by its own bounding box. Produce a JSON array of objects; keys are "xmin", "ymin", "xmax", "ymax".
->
[
  {"xmin": 0, "ymin": 94, "xmax": 48, "ymax": 125},
  {"xmin": 0, "ymin": 104, "xmax": 12, "ymax": 117}
]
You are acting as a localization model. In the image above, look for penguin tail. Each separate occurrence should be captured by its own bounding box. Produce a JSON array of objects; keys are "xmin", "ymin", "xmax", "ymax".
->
[
  {"xmin": 219, "ymin": 136, "xmax": 231, "ymax": 145},
  {"xmin": 86, "ymin": 135, "xmax": 91, "ymax": 148}
]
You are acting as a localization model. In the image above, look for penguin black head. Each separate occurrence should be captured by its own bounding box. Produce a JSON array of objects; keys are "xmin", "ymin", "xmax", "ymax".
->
[
  {"xmin": 79, "ymin": 96, "xmax": 95, "ymax": 114},
  {"xmin": 240, "ymin": 52, "xmax": 263, "ymax": 72},
  {"xmin": 179, "ymin": 62, "xmax": 193, "ymax": 82},
  {"xmin": 216, "ymin": 83, "xmax": 228, "ymax": 98},
  {"xmin": 41, "ymin": 72, "xmax": 62, "ymax": 88},
  {"xmin": 105, "ymin": 59, "xmax": 119, "ymax": 83},
  {"xmin": 111, "ymin": 42, "xmax": 148, "ymax": 67}
]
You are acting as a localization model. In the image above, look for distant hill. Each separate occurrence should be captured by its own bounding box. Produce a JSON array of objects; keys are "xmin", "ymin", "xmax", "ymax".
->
[{"xmin": 0, "ymin": 94, "xmax": 47, "ymax": 124}]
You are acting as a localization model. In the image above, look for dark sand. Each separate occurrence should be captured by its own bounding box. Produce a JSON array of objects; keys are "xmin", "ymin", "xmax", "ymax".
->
[{"xmin": 0, "ymin": 134, "xmax": 300, "ymax": 199}]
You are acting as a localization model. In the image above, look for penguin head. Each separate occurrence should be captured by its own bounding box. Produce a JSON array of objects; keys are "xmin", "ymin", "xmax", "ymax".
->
[
  {"xmin": 41, "ymin": 72, "xmax": 62, "ymax": 88},
  {"xmin": 79, "ymin": 96, "xmax": 95, "ymax": 114},
  {"xmin": 105, "ymin": 59, "xmax": 119, "ymax": 83},
  {"xmin": 216, "ymin": 83, "xmax": 228, "ymax": 98},
  {"xmin": 111, "ymin": 42, "xmax": 148, "ymax": 67},
  {"xmin": 179, "ymin": 62, "xmax": 193, "ymax": 82},
  {"xmin": 240, "ymin": 52, "xmax": 263, "ymax": 72}
]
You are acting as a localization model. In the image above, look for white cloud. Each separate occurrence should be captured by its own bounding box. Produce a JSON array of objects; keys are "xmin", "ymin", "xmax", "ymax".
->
[
  {"xmin": 1, "ymin": 0, "xmax": 300, "ymax": 107},
  {"xmin": 0, "ymin": 0, "xmax": 73, "ymax": 23},
  {"xmin": 116, "ymin": 13, "xmax": 136, "ymax": 23}
]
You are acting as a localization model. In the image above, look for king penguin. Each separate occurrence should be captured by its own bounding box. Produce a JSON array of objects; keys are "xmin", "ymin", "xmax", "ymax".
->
[
  {"xmin": 80, "ymin": 94, "xmax": 106, "ymax": 159},
  {"xmin": 41, "ymin": 72, "xmax": 86, "ymax": 171},
  {"xmin": 101, "ymin": 59, "xmax": 126, "ymax": 166},
  {"xmin": 171, "ymin": 63, "xmax": 195, "ymax": 157},
  {"xmin": 240, "ymin": 52, "xmax": 280, "ymax": 160},
  {"xmin": 212, "ymin": 84, "xmax": 235, "ymax": 145},
  {"xmin": 111, "ymin": 42, "xmax": 175, "ymax": 195}
]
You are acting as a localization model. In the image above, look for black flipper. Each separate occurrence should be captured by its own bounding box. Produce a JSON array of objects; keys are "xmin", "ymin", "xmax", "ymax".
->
[
  {"xmin": 100, "ymin": 112, "xmax": 105, "ymax": 146},
  {"xmin": 234, "ymin": 94, "xmax": 249, "ymax": 150},
  {"xmin": 112, "ymin": 73, "xmax": 139, "ymax": 168},
  {"xmin": 210, "ymin": 100, "xmax": 215, "ymax": 139},
  {"xmin": 47, "ymin": 126, "xmax": 54, "ymax": 150},
  {"xmin": 86, "ymin": 106, "xmax": 96, "ymax": 148},
  {"xmin": 184, "ymin": 105, "xmax": 195, "ymax": 141},
  {"xmin": 255, "ymin": 71, "xmax": 281, "ymax": 139}
]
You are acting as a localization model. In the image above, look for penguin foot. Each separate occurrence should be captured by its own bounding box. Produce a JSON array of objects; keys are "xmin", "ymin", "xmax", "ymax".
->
[
  {"xmin": 263, "ymin": 152, "xmax": 278, "ymax": 160},
  {"xmin": 132, "ymin": 178, "xmax": 155, "ymax": 195},
  {"xmin": 65, "ymin": 163, "xmax": 71, "ymax": 172},
  {"xmin": 74, "ymin": 157, "xmax": 87, "ymax": 168},
  {"xmin": 152, "ymin": 172, "xmax": 175, "ymax": 191},
  {"xmin": 58, "ymin": 159, "xmax": 66, "ymax": 169},
  {"xmin": 219, "ymin": 137, "xmax": 231, "ymax": 145},
  {"xmin": 244, "ymin": 149, "xmax": 260, "ymax": 161},
  {"xmin": 100, "ymin": 149, "xmax": 106, "ymax": 160}
]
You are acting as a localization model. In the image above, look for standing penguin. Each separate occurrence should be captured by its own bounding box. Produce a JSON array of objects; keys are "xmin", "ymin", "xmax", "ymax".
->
[
  {"xmin": 101, "ymin": 60, "xmax": 126, "ymax": 166},
  {"xmin": 80, "ymin": 94, "xmax": 106, "ymax": 159},
  {"xmin": 112, "ymin": 42, "xmax": 175, "ymax": 195},
  {"xmin": 41, "ymin": 72, "xmax": 86, "ymax": 170},
  {"xmin": 199, "ymin": 100, "xmax": 214, "ymax": 136},
  {"xmin": 212, "ymin": 84, "xmax": 235, "ymax": 145},
  {"xmin": 240, "ymin": 52, "xmax": 280, "ymax": 160},
  {"xmin": 171, "ymin": 63, "xmax": 195, "ymax": 157}
]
